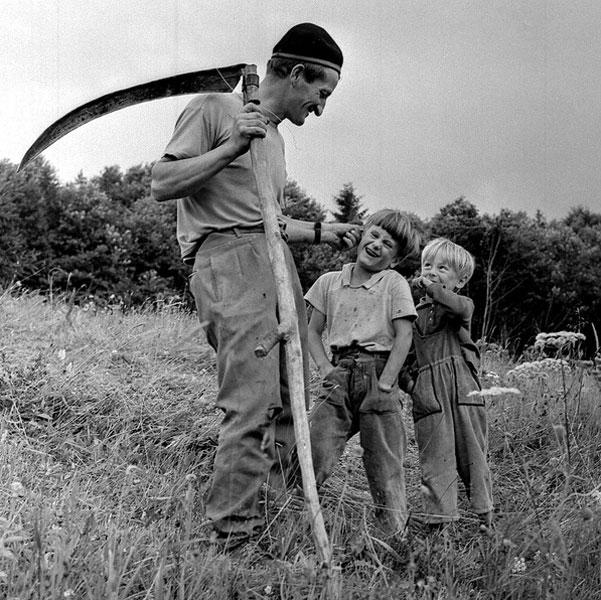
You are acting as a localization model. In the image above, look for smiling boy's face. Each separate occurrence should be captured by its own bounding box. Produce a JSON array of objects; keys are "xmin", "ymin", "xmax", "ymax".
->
[
  {"xmin": 356, "ymin": 225, "xmax": 398, "ymax": 273},
  {"xmin": 421, "ymin": 251, "xmax": 467, "ymax": 291}
]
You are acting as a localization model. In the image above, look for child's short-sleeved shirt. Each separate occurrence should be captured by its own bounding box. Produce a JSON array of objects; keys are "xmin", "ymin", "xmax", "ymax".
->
[{"xmin": 305, "ymin": 263, "xmax": 417, "ymax": 353}]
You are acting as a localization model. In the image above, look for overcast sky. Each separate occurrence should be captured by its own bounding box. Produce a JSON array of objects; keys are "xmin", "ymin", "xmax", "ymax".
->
[{"xmin": 2, "ymin": 0, "xmax": 600, "ymax": 219}]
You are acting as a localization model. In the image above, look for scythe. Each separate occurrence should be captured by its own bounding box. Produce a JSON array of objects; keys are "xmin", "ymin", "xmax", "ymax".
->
[{"xmin": 19, "ymin": 64, "xmax": 334, "ymax": 569}]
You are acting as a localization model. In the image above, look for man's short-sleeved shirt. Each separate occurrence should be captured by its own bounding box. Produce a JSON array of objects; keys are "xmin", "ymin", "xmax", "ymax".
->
[
  {"xmin": 304, "ymin": 263, "xmax": 417, "ymax": 352},
  {"xmin": 162, "ymin": 93, "xmax": 286, "ymax": 263}
]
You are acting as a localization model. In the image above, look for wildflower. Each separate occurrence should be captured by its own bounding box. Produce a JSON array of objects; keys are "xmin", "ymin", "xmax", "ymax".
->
[
  {"xmin": 9, "ymin": 482, "xmax": 25, "ymax": 498},
  {"xmin": 511, "ymin": 556, "xmax": 527, "ymax": 574},
  {"xmin": 534, "ymin": 331, "xmax": 585, "ymax": 353},
  {"xmin": 264, "ymin": 585, "xmax": 273, "ymax": 595},
  {"xmin": 482, "ymin": 370, "xmax": 501, "ymax": 386},
  {"xmin": 506, "ymin": 358, "xmax": 571, "ymax": 381},
  {"xmin": 468, "ymin": 386, "xmax": 521, "ymax": 398},
  {"xmin": 64, "ymin": 590, "xmax": 74, "ymax": 598}
]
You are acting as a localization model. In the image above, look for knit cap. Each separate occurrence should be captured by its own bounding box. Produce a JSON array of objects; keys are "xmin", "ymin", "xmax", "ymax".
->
[{"xmin": 271, "ymin": 23, "xmax": 343, "ymax": 74}]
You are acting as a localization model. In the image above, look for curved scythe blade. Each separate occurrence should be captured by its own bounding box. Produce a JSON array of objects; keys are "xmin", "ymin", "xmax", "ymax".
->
[{"xmin": 18, "ymin": 63, "xmax": 247, "ymax": 171}]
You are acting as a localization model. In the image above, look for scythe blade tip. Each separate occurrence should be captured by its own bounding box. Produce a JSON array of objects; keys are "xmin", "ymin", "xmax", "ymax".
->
[{"xmin": 18, "ymin": 62, "xmax": 250, "ymax": 173}]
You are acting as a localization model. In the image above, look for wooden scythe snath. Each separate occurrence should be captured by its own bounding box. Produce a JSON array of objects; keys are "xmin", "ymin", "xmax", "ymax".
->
[{"xmin": 242, "ymin": 65, "xmax": 333, "ymax": 569}]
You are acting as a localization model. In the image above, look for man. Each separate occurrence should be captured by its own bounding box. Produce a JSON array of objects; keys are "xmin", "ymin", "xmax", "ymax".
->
[{"xmin": 151, "ymin": 23, "xmax": 360, "ymax": 541}]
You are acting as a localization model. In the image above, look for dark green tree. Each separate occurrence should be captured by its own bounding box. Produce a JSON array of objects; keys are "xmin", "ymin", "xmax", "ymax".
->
[
  {"xmin": 331, "ymin": 182, "xmax": 368, "ymax": 224},
  {"xmin": 0, "ymin": 157, "xmax": 60, "ymax": 288}
]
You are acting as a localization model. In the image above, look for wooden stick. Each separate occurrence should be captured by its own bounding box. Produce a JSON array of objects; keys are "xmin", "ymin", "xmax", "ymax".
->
[{"xmin": 243, "ymin": 65, "xmax": 332, "ymax": 568}]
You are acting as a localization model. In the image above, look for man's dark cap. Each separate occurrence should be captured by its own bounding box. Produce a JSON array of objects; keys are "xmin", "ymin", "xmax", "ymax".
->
[{"xmin": 272, "ymin": 23, "xmax": 343, "ymax": 74}]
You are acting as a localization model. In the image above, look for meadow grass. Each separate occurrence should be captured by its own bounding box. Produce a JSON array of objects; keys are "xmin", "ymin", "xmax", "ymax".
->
[{"xmin": 1, "ymin": 290, "xmax": 600, "ymax": 599}]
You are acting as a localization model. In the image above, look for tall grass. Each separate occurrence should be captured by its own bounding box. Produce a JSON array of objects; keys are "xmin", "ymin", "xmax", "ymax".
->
[{"xmin": 1, "ymin": 290, "xmax": 600, "ymax": 599}]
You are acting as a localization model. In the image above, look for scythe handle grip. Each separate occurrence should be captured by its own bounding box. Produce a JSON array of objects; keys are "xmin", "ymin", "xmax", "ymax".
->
[{"xmin": 243, "ymin": 65, "xmax": 260, "ymax": 103}]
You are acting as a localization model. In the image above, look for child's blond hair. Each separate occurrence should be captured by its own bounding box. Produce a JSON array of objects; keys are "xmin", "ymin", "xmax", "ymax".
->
[
  {"xmin": 422, "ymin": 238, "xmax": 475, "ymax": 282},
  {"xmin": 363, "ymin": 209, "xmax": 421, "ymax": 259}
]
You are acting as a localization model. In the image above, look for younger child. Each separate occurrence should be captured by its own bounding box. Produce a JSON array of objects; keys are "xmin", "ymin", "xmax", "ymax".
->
[
  {"xmin": 304, "ymin": 209, "xmax": 420, "ymax": 536},
  {"xmin": 403, "ymin": 238, "xmax": 493, "ymax": 528}
]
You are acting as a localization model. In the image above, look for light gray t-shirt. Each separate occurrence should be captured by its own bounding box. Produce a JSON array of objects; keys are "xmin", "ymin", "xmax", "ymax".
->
[
  {"xmin": 163, "ymin": 93, "xmax": 286, "ymax": 263},
  {"xmin": 305, "ymin": 263, "xmax": 417, "ymax": 353}
]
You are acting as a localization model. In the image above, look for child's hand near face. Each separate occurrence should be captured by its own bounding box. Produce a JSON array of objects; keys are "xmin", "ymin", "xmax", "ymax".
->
[{"xmin": 414, "ymin": 275, "xmax": 433, "ymax": 289}]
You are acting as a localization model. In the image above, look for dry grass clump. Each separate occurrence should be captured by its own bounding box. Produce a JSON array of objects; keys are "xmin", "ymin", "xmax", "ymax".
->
[{"xmin": 1, "ymin": 290, "xmax": 601, "ymax": 599}]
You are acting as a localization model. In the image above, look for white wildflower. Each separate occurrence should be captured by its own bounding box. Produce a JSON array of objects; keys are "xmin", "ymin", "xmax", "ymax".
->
[
  {"xmin": 506, "ymin": 358, "xmax": 571, "ymax": 381},
  {"xmin": 482, "ymin": 370, "xmax": 501, "ymax": 386},
  {"xmin": 468, "ymin": 386, "xmax": 522, "ymax": 398},
  {"xmin": 534, "ymin": 331, "xmax": 585, "ymax": 352},
  {"xmin": 9, "ymin": 482, "xmax": 25, "ymax": 498},
  {"xmin": 511, "ymin": 556, "xmax": 527, "ymax": 574}
]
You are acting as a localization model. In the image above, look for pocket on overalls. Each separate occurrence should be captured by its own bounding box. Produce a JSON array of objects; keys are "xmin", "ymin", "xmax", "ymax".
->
[
  {"xmin": 412, "ymin": 365, "xmax": 443, "ymax": 421},
  {"xmin": 453, "ymin": 356, "xmax": 484, "ymax": 407}
]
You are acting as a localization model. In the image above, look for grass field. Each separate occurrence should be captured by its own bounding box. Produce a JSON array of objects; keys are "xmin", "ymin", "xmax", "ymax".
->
[{"xmin": 1, "ymin": 290, "xmax": 600, "ymax": 599}]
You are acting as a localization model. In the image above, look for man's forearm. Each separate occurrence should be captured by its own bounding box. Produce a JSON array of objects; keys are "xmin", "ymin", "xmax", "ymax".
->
[
  {"xmin": 151, "ymin": 145, "xmax": 240, "ymax": 202},
  {"xmin": 282, "ymin": 217, "xmax": 360, "ymax": 247}
]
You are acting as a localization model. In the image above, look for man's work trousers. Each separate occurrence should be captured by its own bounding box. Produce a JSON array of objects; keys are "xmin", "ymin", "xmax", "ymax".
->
[
  {"xmin": 309, "ymin": 349, "xmax": 408, "ymax": 536},
  {"xmin": 190, "ymin": 231, "xmax": 309, "ymax": 535}
]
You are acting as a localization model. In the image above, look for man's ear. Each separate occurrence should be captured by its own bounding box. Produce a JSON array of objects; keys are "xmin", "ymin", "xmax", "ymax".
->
[{"xmin": 290, "ymin": 64, "xmax": 305, "ymax": 85}]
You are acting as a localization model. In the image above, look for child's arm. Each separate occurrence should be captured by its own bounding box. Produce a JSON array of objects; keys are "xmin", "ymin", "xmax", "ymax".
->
[
  {"xmin": 307, "ymin": 307, "xmax": 335, "ymax": 378},
  {"xmin": 418, "ymin": 278, "xmax": 473, "ymax": 321},
  {"xmin": 377, "ymin": 317, "xmax": 413, "ymax": 391}
]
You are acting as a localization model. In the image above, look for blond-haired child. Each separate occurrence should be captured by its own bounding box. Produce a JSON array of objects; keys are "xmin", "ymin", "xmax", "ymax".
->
[{"xmin": 404, "ymin": 238, "xmax": 493, "ymax": 528}]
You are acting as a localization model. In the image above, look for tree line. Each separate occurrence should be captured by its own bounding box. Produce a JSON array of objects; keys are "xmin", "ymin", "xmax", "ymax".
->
[{"xmin": 1, "ymin": 157, "xmax": 599, "ymax": 355}]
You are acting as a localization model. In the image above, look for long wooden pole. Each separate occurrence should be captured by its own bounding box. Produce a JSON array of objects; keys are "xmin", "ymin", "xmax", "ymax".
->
[{"xmin": 243, "ymin": 65, "xmax": 332, "ymax": 568}]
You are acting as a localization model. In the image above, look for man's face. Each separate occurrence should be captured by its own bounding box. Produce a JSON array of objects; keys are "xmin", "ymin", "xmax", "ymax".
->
[{"xmin": 286, "ymin": 67, "xmax": 340, "ymax": 126}]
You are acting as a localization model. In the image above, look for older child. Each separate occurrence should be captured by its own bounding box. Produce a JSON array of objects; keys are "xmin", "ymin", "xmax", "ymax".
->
[
  {"xmin": 304, "ymin": 209, "xmax": 420, "ymax": 536},
  {"xmin": 405, "ymin": 238, "xmax": 493, "ymax": 528}
]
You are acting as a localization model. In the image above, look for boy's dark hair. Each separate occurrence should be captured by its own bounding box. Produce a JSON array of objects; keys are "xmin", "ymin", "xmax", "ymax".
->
[{"xmin": 363, "ymin": 209, "xmax": 421, "ymax": 259}]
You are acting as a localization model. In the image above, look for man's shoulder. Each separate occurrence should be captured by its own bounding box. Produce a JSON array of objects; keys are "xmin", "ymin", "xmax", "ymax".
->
[{"xmin": 185, "ymin": 92, "xmax": 243, "ymax": 112}]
